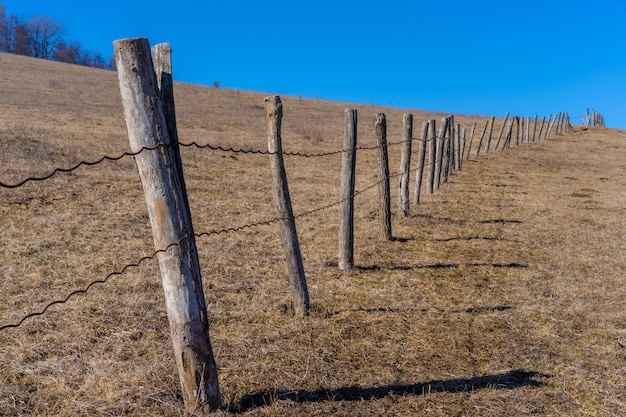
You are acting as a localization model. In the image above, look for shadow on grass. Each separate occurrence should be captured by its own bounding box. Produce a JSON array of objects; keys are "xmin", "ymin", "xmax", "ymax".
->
[
  {"xmin": 236, "ymin": 369, "xmax": 549, "ymax": 413},
  {"xmin": 317, "ymin": 304, "xmax": 513, "ymax": 318},
  {"xmin": 356, "ymin": 262, "xmax": 528, "ymax": 271}
]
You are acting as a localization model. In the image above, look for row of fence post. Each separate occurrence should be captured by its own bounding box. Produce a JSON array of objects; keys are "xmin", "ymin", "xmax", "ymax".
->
[
  {"xmin": 583, "ymin": 108, "xmax": 605, "ymax": 127},
  {"xmin": 113, "ymin": 36, "xmax": 604, "ymax": 414}
]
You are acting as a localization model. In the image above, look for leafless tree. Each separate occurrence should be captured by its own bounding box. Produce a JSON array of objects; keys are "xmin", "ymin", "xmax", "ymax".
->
[{"xmin": 24, "ymin": 14, "xmax": 64, "ymax": 59}]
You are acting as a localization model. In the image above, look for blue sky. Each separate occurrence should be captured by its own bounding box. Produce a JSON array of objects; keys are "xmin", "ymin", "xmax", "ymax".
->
[{"xmin": 4, "ymin": 1, "xmax": 626, "ymax": 128}]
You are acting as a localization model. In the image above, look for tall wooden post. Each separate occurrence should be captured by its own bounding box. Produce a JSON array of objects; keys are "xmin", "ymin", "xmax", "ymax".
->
[
  {"xmin": 484, "ymin": 115, "xmax": 495, "ymax": 154},
  {"xmin": 460, "ymin": 126, "xmax": 466, "ymax": 168},
  {"xmin": 427, "ymin": 119, "xmax": 437, "ymax": 194},
  {"xmin": 114, "ymin": 38, "xmax": 221, "ymax": 413},
  {"xmin": 398, "ymin": 113, "xmax": 413, "ymax": 217},
  {"xmin": 494, "ymin": 111, "xmax": 510, "ymax": 151},
  {"xmin": 465, "ymin": 122, "xmax": 476, "ymax": 161},
  {"xmin": 532, "ymin": 114, "xmax": 538, "ymax": 142},
  {"xmin": 265, "ymin": 95, "xmax": 310, "ymax": 316},
  {"xmin": 339, "ymin": 108, "xmax": 358, "ymax": 271},
  {"xmin": 414, "ymin": 120, "xmax": 429, "ymax": 204},
  {"xmin": 454, "ymin": 122, "xmax": 461, "ymax": 169},
  {"xmin": 537, "ymin": 116, "xmax": 546, "ymax": 141},
  {"xmin": 375, "ymin": 113, "xmax": 392, "ymax": 240},
  {"xmin": 434, "ymin": 117, "xmax": 449, "ymax": 190},
  {"xmin": 476, "ymin": 119, "xmax": 489, "ymax": 157}
]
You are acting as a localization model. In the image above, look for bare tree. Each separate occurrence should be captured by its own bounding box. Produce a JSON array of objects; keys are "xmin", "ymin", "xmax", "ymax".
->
[
  {"xmin": 24, "ymin": 14, "xmax": 64, "ymax": 59},
  {"xmin": 0, "ymin": 7, "xmax": 28, "ymax": 55}
]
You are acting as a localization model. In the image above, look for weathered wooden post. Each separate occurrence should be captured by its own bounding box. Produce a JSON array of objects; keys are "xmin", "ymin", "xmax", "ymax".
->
[
  {"xmin": 503, "ymin": 118, "xmax": 514, "ymax": 149},
  {"xmin": 114, "ymin": 38, "xmax": 221, "ymax": 413},
  {"xmin": 427, "ymin": 119, "xmax": 437, "ymax": 194},
  {"xmin": 454, "ymin": 123, "xmax": 461, "ymax": 169},
  {"xmin": 465, "ymin": 122, "xmax": 476, "ymax": 161},
  {"xmin": 475, "ymin": 119, "xmax": 489, "ymax": 157},
  {"xmin": 545, "ymin": 114, "xmax": 555, "ymax": 139},
  {"xmin": 494, "ymin": 111, "xmax": 510, "ymax": 151},
  {"xmin": 434, "ymin": 117, "xmax": 448, "ymax": 190},
  {"xmin": 339, "ymin": 108, "xmax": 358, "ymax": 271},
  {"xmin": 265, "ymin": 95, "xmax": 310, "ymax": 316},
  {"xmin": 375, "ymin": 113, "xmax": 392, "ymax": 240},
  {"xmin": 459, "ymin": 124, "xmax": 464, "ymax": 169},
  {"xmin": 537, "ymin": 116, "xmax": 546, "ymax": 141},
  {"xmin": 484, "ymin": 115, "xmax": 495, "ymax": 154},
  {"xmin": 398, "ymin": 113, "xmax": 413, "ymax": 217},
  {"xmin": 414, "ymin": 120, "xmax": 429, "ymax": 204},
  {"xmin": 441, "ymin": 116, "xmax": 454, "ymax": 182},
  {"xmin": 532, "ymin": 114, "xmax": 538, "ymax": 142}
]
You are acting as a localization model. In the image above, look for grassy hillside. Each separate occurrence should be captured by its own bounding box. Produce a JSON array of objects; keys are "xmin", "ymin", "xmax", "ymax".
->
[{"xmin": 0, "ymin": 52, "xmax": 624, "ymax": 416}]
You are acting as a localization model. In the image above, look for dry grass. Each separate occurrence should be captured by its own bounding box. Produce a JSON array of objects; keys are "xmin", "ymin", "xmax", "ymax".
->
[{"xmin": 0, "ymin": 51, "xmax": 624, "ymax": 416}]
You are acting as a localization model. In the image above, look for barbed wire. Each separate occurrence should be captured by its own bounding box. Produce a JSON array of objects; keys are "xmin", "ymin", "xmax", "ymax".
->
[
  {"xmin": 0, "ymin": 111, "xmax": 570, "ymax": 331},
  {"xmin": 0, "ymin": 144, "xmax": 161, "ymax": 189}
]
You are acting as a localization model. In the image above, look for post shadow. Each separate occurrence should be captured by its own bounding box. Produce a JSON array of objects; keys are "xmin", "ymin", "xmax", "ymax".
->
[{"xmin": 236, "ymin": 369, "xmax": 549, "ymax": 413}]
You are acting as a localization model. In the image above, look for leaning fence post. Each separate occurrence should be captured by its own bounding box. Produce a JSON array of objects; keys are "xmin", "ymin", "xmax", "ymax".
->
[
  {"xmin": 398, "ymin": 113, "xmax": 413, "ymax": 217},
  {"xmin": 475, "ymin": 119, "xmax": 489, "ymax": 157},
  {"xmin": 114, "ymin": 37, "xmax": 221, "ymax": 413},
  {"xmin": 484, "ymin": 115, "xmax": 495, "ymax": 154},
  {"xmin": 375, "ymin": 113, "xmax": 392, "ymax": 240},
  {"xmin": 339, "ymin": 108, "xmax": 358, "ymax": 271},
  {"xmin": 427, "ymin": 119, "xmax": 437, "ymax": 194},
  {"xmin": 434, "ymin": 117, "xmax": 448, "ymax": 190},
  {"xmin": 465, "ymin": 122, "xmax": 476, "ymax": 161},
  {"xmin": 414, "ymin": 120, "xmax": 429, "ymax": 204},
  {"xmin": 265, "ymin": 95, "xmax": 310, "ymax": 316},
  {"xmin": 494, "ymin": 111, "xmax": 510, "ymax": 151}
]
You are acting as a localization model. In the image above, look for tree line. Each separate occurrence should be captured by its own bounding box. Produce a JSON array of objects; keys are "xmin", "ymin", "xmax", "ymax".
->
[{"xmin": 0, "ymin": 3, "xmax": 114, "ymax": 70}]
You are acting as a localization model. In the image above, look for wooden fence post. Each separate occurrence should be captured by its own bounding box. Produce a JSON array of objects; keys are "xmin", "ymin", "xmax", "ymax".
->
[
  {"xmin": 532, "ymin": 114, "xmax": 538, "ymax": 142},
  {"xmin": 484, "ymin": 115, "xmax": 495, "ymax": 154},
  {"xmin": 339, "ymin": 108, "xmax": 358, "ymax": 271},
  {"xmin": 455, "ymin": 123, "xmax": 461, "ymax": 169},
  {"xmin": 503, "ymin": 118, "xmax": 514, "ymax": 149},
  {"xmin": 465, "ymin": 122, "xmax": 476, "ymax": 161},
  {"xmin": 494, "ymin": 111, "xmax": 510, "ymax": 151},
  {"xmin": 537, "ymin": 116, "xmax": 546, "ymax": 141},
  {"xmin": 434, "ymin": 117, "xmax": 449, "ymax": 190},
  {"xmin": 460, "ymin": 127, "xmax": 466, "ymax": 167},
  {"xmin": 427, "ymin": 119, "xmax": 437, "ymax": 194},
  {"xmin": 442, "ymin": 117, "xmax": 452, "ymax": 183},
  {"xmin": 114, "ymin": 38, "xmax": 221, "ymax": 413},
  {"xmin": 414, "ymin": 120, "xmax": 429, "ymax": 204},
  {"xmin": 398, "ymin": 113, "xmax": 413, "ymax": 217},
  {"xmin": 545, "ymin": 114, "xmax": 555, "ymax": 139},
  {"xmin": 265, "ymin": 95, "xmax": 310, "ymax": 316},
  {"xmin": 476, "ymin": 119, "xmax": 489, "ymax": 157},
  {"xmin": 375, "ymin": 113, "xmax": 392, "ymax": 240}
]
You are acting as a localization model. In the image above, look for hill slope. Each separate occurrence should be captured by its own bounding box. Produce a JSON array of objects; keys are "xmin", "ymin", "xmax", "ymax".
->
[{"xmin": 0, "ymin": 52, "xmax": 624, "ymax": 416}]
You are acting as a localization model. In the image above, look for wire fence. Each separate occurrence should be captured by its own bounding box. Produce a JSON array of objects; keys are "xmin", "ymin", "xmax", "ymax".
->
[{"xmin": 0, "ymin": 107, "xmax": 593, "ymax": 332}]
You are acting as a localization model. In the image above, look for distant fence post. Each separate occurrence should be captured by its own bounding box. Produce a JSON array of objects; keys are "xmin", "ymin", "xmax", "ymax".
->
[
  {"xmin": 476, "ymin": 119, "xmax": 489, "ymax": 157},
  {"xmin": 465, "ymin": 122, "xmax": 476, "ymax": 161},
  {"xmin": 434, "ymin": 117, "xmax": 449, "ymax": 190},
  {"xmin": 339, "ymin": 108, "xmax": 358, "ymax": 271},
  {"xmin": 114, "ymin": 37, "xmax": 221, "ymax": 413},
  {"xmin": 414, "ymin": 120, "xmax": 429, "ymax": 204},
  {"xmin": 532, "ymin": 115, "xmax": 538, "ymax": 142},
  {"xmin": 398, "ymin": 113, "xmax": 413, "ymax": 217},
  {"xmin": 265, "ymin": 95, "xmax": 310, "ymax": 317},
  {"xmin": 427, "ymin": 119, "xmax": 437, "ymax": 194},
  {"xmin": 453, "ymin": 121, "xmax": 460, "ymax": 170},
  {"xmin": 375, "ymin": 113, "xmax": 392, "ymax": 240},
  {"xmin": 494, "ymin": 111, "xmax": 510, "ymax": 151},
  {"xmin": 484, "ymin": 115, "xmax": 495, "ymax": 154}
]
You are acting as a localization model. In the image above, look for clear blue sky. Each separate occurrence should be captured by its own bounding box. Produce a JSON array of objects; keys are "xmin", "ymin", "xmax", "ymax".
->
[{"xmin": 4, "ymin": 1, "xmax": 626, "ymax": 128}]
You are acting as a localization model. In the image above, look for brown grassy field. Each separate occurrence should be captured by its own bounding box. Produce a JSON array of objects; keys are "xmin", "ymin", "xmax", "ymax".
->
[{"xmin": 0, "ymin": 51, "xmax": 624, "ymax": 416}]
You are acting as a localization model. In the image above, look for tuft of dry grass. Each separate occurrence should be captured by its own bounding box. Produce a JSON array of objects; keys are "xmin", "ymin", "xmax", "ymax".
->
[{"xmin": 0, "ymin": 52, "xmax": 624, "ymax": 416}]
